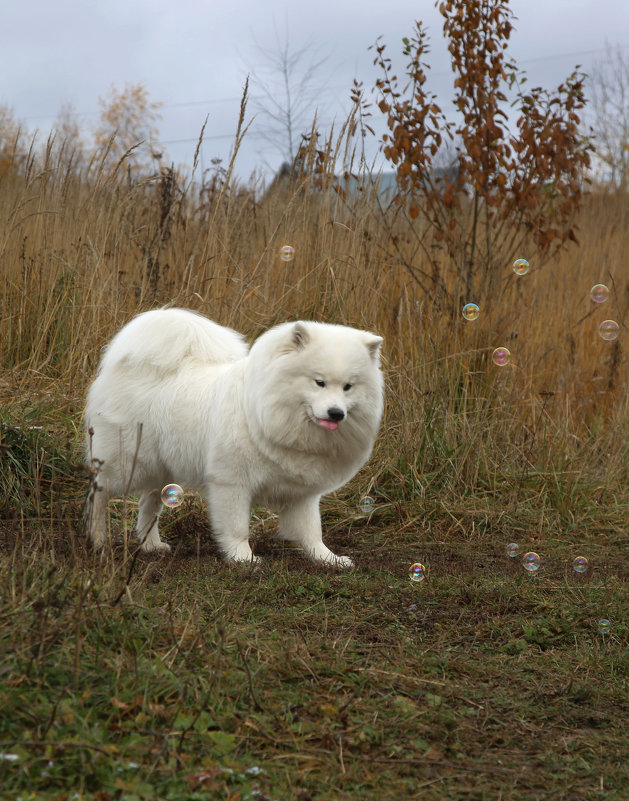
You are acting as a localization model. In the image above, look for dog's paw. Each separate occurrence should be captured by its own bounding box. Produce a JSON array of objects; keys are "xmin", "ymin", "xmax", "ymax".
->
[
  {"xmin": 141, "ymin": 540, "xmax": 171, "ymax": 554},
  {"xmin": 229, "ymin": 554, "xmax": 260, "ymax": 566},
  {"xmin": 331, "ymin": 554, "xmax": 354, "ymax": 569},
  {"xmin": 225, "ymin": 545, "xmax": 259, "ymax": 564},
  {"xmin": 315, "ymin": 551, "xmax": 355, "ymax": 569},
  {"xmin": 308, "ymin": 546, "xmax": 354, "ymax": 569}
]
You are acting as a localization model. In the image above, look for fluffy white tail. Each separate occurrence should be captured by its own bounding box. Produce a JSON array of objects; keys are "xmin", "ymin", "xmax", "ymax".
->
[{"xmin": 99, "ymin": 308, "xmax": 248, "ymax": 375}]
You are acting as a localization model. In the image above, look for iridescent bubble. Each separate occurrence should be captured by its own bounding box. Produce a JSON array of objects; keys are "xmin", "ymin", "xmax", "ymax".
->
[
  {"xmin": 280, "ymin": 245, "xmax": 295, "ymax": 262},
  {"xmin": 161, "ymin": 483, "xmax": 184, "ymax": 508},
  {"xmin": 359, "ymin": 496, "xmax": 375, "ymax": 514},
  {"xmin": 513, "ymin": 258, "xmax": 530, "ymax": 276},
  {"xmin": 522, "ymin": 552, "xmax": 540, "ymax": 573},
  {"xmin": 409, "ymin": 563, "xmax": 426, "ymax": 582},
  {"xmin": 492, "ymin": 347, "xmax": 511, "ymax": 367},
  {"xmin": 462, "ymin": 303, "xmax": 480, "ymax": 321},
  {"xmin": 590, "ymin": 284, "xmax": 609, "ymax": 304},
  {"xmin": 599, "ymin": 320, "xmax": 620, "ymax": 341},
  {"xmin": 597, "ymin": 619, "xmax": 611, "ymax": 635},
  {"xmin": 506, "ymin": 542, "xmax": 520, "ymax": 558},
  {"xmin": 572, "ymin": 556, "xmax": 589, "ymax": 574}
]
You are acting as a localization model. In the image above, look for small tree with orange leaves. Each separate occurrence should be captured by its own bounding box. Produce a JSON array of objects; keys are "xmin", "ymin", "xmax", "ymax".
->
[
  {"xmin": 360, "ymin": 0, "xmax": 593, "ymax": 304},
  {"xmin": 94, "ymin": 82, "xmax": 163, "ymax": 176}
]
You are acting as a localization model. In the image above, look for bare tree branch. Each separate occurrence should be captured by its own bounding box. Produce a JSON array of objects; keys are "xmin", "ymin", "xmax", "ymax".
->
[
  {"xmin": 244, "ymin": 19, "xmax": 333, "ymax": 165},
  {"xmin": 589, "ymin": 42, "xmax": 629, "ymax": 191}
]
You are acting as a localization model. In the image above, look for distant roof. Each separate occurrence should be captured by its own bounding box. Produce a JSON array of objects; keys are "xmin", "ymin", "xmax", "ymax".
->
[{"xmin": 266, "ymin": 162, "xmax": 459, "ymax": 201}]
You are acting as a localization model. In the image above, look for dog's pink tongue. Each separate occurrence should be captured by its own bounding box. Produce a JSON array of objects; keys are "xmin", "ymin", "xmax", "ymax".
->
[{"xmin": 318, "ymin": 418, "xmax": 339, "ymax": 431}]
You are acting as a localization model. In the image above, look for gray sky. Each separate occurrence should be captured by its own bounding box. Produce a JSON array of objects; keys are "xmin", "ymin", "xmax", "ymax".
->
[{"xmin": 2, "ymin": 0, "xmax": 627, "ymax": 182}]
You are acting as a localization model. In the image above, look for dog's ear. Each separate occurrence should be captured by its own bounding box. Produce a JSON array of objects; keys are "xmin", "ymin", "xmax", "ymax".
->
[
  {"xmin": 291, "ymin": 322, "xmax": 310, "ymax": 349},
  {"xmin": 364, "ymin": 334, "xmax": 383, "ymax": 362}
]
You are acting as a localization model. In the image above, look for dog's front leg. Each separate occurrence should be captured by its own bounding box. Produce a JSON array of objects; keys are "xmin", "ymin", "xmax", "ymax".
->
[
  {"xmin": 279, "ymin": 495, "xmax": 354, "ymax": 568},
  {"xmin": 207, "ymin": 483, "xmax": 257, "ymax": 563}
]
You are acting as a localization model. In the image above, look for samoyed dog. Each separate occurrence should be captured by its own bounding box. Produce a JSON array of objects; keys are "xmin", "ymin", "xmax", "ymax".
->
[{"xmin": 85, "ymin": 308, "xmax": 383, "ymax": 566}]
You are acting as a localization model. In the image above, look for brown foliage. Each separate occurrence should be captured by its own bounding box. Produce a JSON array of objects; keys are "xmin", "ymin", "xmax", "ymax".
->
[{"xmin": 361, "ymin": 0, "xmax": 594, "ymax": 303}]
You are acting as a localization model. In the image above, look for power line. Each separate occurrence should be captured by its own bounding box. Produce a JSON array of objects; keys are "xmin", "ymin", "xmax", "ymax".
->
[
  {"xmin": 517, "ymin": 45, "xmax": 629, "ymax": 65},
  {"xmin": 161, "ymin": 133, "xmax": 235, "ymax": 145},
  {"xmin": 19, "ymin": 43, "xmax": 627, "ymax": 125},
  {"xmin": 22, "ymin": 95, "xmax": 260, "ymax": 122}
]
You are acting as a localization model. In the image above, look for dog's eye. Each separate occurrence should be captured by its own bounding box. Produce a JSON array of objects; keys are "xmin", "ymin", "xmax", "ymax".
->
[
  {"xmin": 343, "ymin": 383, "xmax": 353, "ymax": 392},
  {"xmin": 314, "ymin": 379, "xmax": 326, "ymax": 388}
]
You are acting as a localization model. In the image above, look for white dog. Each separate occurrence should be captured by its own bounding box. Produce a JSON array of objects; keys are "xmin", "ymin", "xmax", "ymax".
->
[{"xmin": 85, "ymin": 308, "xmax": 383, "ymax": 566}]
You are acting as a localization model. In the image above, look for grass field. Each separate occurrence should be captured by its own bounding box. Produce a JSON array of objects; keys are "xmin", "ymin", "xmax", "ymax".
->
[{"xmin": 0, "ymin": 138, "xmax": 627, "ymax": 800}]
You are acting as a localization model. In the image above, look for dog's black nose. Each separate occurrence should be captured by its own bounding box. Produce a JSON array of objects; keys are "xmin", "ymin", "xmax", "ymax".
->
[{"xmin": 327, "ymin": 407, "xmax": 345, "ymax": 422}]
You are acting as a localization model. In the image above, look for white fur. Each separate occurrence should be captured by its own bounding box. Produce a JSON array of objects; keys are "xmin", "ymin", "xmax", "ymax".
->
[{"xmin": 85, "ymin": 308, "xmax": 383, "ymax": 566}]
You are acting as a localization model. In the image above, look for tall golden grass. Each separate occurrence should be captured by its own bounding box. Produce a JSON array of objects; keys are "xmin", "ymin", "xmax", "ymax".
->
[{"xmin": 1, "ymin": 126, "xmax": 628, "ymax": 506}]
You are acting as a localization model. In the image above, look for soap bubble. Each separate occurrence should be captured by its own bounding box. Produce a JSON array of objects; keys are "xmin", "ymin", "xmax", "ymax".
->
[
  {"xmin": 492, "ymin": 347, "xmax": 511, "ymax": 366},
  {"xmin": 161, "ymin": 484, "xmax": 184, "ymax": 508},
  {"xmin": 522, "ymin": 552, "xmax": 540, "ymax": 573},
  {"xmin": 513, "ymin": 258, "xmax": 530, "ymax": 276},
  {"xmin": 359, "ymin": 496, "xmax": 375, "ymax": 514},
  {"xmin": 462, "ymin": 303, "xmax": 480, "ymax": 321},
  {"xmin": 599, "ymin": 320, "xmax": 620, "ymax": 341},
  {"xmin": 597, "ymin": 619, "xmax": 611, "ymax": 635},
  {"xmin": 590, "ymin": 284, "xmax": 609, "ymax": 303},
  {"xmin": 506, "ymin": 542, "xmax": 520, "ymax": 558},
  {"xmin": 409, "ymin": 563, "xmax": 426, "ymax": 582},
  {"xmin": 280, "ymin": 245, "xmax": 295, "ymax": 262},
  {"xmin": 572, "ymin": 556, "xmax": 589, "ymax": 574}
]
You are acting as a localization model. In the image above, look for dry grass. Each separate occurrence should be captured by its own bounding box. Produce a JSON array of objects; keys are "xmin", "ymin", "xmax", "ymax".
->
[{"xmin": 2, "ymin": 134, "xmax": 628, "ymax": 410}]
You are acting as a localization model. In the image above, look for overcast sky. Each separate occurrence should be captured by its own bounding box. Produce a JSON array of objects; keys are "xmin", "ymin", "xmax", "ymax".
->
[{"xmin": 2, "ymin": 0, "xmax": 628, "ymax": 182}]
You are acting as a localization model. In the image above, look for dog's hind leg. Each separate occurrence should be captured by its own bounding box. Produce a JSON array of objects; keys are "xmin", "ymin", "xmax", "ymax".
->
[{"xmin": 136, "ymin": 490, "xmax": 170, "ymax": 552}]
